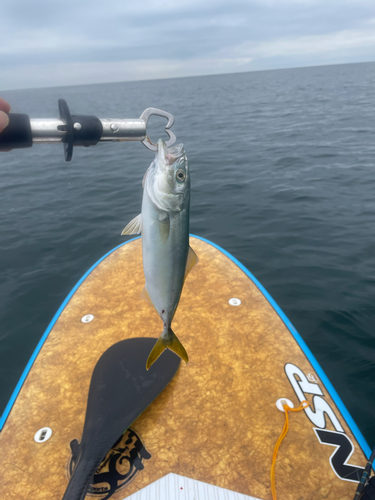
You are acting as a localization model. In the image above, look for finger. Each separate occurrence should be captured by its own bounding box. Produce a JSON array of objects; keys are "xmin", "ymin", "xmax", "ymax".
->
[
  {"xmin": 0, "ymin": 110, "xmax": 10, "ymax": 133},
  {"xmin": 0, "ymin": 98, "xmax": 11, "ymax": 113},
  {"xmin": 0, "ymin": 107, "xmax": 12, "ymax": 150}
]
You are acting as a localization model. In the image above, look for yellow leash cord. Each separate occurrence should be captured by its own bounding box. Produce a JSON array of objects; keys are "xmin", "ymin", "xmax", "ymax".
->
[{"xmin": 270, "ymin": 400, "xmax": 310, "ymax": 500}]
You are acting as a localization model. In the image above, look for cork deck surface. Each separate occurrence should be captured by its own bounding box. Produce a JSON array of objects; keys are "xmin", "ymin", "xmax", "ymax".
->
[{"xmin": 0, "ymin": 236, "xmax": 366, "ymax": 500}]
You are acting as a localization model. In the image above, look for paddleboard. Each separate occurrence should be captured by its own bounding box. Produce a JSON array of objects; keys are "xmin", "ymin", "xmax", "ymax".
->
[{"xmin": 0, "ymin": 235, "xmax": 371, "ymax": 500}]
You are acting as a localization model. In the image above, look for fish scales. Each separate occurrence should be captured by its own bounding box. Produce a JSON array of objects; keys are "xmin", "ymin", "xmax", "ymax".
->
[{"xmin": 122, "ymin": 139, "xmax": 198, "ymax": 369}]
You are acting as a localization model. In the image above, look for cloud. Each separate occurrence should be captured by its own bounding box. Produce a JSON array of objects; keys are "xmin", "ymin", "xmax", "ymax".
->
[
  {"xmin": 1, "ymin": 0, "xmax": 375, "ymax": 89},
  {"xmin": 225, "ymin": 21, "xmax": 375, "ymax": 60}
]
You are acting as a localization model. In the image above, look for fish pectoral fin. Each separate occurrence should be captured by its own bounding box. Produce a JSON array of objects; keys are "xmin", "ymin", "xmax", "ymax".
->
[
  {"xmin": 146, "ymin": 328, "xmax": 189, "ymax": 370},
  {"xmin": 158, "ymin": 213, "xmax": 170, "ymax": 241},
  {"xmin": 140, "ymin": 286, "xmax": 154, "ymax": 307},
  {"xmin": 184, "ymin": 245, "xmax": 199, "ymax": 282},
  {"xmin": 121, "ymin": 214, "xmax": 142, "ymax": 235}
]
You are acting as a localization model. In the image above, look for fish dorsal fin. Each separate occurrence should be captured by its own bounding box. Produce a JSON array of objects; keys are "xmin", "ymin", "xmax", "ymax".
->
[
  {"xmin": 140, "ymin": 286, "xmax": 154, "ymax": 307},
  {"xmin": 121, "ymin": 214, "xmax": 142, "ymax": 235},
  {"xmin": 184, "ymin": 246, "xmax": 199, "ymax": 282}
]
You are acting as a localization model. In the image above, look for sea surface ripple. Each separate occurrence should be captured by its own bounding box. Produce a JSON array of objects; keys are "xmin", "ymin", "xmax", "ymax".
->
[{"xmin": 1, "ymin": 61, "xmax": 374, "ymax": 448}]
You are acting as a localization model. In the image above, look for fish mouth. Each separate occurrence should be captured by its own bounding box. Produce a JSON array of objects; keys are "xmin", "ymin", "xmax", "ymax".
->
[
  {"xmin": 157, "ymin": 139, "xmax": 168, "ymax": 168},
  {"xmin": 157, "ymin": 139, "xmax": 185, "ymax": 168}
]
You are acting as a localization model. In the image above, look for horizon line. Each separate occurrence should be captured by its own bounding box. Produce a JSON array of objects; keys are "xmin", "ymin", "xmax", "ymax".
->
[{"xmin": 1, "ymin": 59, "xmax": 374, "ymax": 94}]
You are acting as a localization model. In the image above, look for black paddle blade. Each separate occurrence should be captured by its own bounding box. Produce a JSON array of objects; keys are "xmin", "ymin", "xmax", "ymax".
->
[{"xmin": 62, "ymin": 337, "xmax": 180, "ymax": 500}]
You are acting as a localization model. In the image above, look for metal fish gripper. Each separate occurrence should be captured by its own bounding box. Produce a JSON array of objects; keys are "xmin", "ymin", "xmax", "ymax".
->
[{"xmin": 0, "ymin": 99, "xmax": 177, "ymax": 161}]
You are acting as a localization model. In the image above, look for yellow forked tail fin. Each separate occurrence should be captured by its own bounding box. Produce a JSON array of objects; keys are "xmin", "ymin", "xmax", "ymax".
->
[{"xmin": 146, "ymin": 328, "xmax": 189, "ymax": 370}]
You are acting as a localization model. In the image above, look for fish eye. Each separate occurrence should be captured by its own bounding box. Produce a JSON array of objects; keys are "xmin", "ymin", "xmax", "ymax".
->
[{"xmin": 176, "ymin": 169, "xmax": 186, "ymax": 182}]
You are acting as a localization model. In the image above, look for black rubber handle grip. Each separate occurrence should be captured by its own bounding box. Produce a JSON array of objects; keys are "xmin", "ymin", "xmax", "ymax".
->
[{"xmin": 0, "ymin": 113, "xmax": 33, "ymax": 150}]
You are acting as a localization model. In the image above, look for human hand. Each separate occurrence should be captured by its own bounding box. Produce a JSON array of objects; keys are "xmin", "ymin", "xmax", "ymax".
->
[
  {"xmin": 0, "ymin": 98, "xmax": 11, "ymax": 151},
  {"xmin": 0, "ymin": 98, "xmax": 10, "ymax": 132}
]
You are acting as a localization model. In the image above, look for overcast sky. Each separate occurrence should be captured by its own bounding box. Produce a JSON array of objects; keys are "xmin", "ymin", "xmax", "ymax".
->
[{"xmin": 1, "ymin": 0, "xmax": 375, "ymax": 90}]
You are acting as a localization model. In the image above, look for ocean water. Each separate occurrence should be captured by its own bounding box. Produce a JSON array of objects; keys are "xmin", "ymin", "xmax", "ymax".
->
[{"xmin": 0, "ymin": 62, "xmax": 374, "ymax": 450}]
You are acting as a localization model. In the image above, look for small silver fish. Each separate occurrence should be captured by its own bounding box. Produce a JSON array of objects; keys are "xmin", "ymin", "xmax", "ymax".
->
[{"xmin": 122, "ymin": 139, "xmax": 198, "ymax": 369}]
